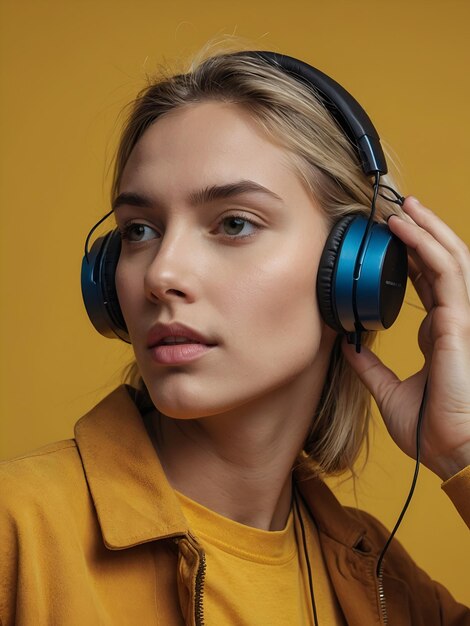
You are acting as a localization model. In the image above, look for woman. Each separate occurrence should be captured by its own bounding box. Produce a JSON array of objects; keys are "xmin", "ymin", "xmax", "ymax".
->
[{"xmin": 1, "ymin": 50, "xmax": 469, "ymax": 625}]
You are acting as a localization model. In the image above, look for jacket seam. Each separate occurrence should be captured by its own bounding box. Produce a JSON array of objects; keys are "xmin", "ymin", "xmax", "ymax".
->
[{"xmin": 0, "ymin": 441, "xmax": 77, "ymax": 465}]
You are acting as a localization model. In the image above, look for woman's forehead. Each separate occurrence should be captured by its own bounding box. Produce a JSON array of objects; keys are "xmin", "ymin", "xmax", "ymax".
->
[
  {"xmin": 125, "ymin": 101, "xmax": 279, "ymax": 162},
  {"xmin": 119, "ymin": 101, "xmax": 305, "ymax": 201}
]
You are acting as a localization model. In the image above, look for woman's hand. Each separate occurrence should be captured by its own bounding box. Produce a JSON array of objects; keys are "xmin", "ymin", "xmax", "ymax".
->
[{"xmin": 343, "ymin": 196, "xmax": 470, "ymax": 481}]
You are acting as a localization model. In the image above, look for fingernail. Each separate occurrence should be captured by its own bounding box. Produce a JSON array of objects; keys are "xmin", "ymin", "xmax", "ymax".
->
[{"xmin": 407, "ymin": 196, "xmax": 420, "ymax": 205}]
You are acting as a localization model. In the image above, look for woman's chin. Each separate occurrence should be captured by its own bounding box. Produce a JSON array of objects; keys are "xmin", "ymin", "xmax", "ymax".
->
[{"xmin": 144, "ymin": 385, "xmax": 227, "ymax": 421}]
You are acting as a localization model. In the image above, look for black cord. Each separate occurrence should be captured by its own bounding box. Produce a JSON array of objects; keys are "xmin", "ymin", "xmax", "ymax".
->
[
  {"xmin": 377, "ymin": 183, "xmax": 405, "ymax": 206},
  {"xmin": 348, "ymin": 172, "xmax": 382, "ymax": 352},
  {"xmin": 294, "ymin": 487, "xmax": 319, "ymax": 626},
  {"xmin": 84, "ymin": 208, "xmax": 115, "ymax": 263},
  {"xmin": 376, "ymin": 378, "xmax": 429, "ymax": 578},
  {"xmin": 370, "ymin": 172, "xmax": 381, "ymax": 222},
  {"xmin": 294, "ymin": 376, "xmax": 428, "ymax": 622},
  {"xmin": 350, "ymin": 172, "xmax": 381, "ymax": 286}
]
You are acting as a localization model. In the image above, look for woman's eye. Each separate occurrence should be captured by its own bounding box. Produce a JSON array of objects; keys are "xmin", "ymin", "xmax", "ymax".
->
[
  {"xmin": 120, "ymin": 223, "xmax": 159, "ymax": 242},
  {"xmin": 218, "ymin": 216, "xmax": 257, "ymax": 238}
]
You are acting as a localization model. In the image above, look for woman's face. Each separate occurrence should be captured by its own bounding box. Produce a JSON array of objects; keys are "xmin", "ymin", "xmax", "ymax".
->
[{"xmin": 115, "ymin": 101, "xmax": 336, "ymax": 419}]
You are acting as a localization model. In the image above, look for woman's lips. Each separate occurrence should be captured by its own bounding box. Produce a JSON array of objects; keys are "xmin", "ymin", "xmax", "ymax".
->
[
  {"xmin": 147, "ymin": 322, "xmax": 214, "ymax": 348},
  {"xmin": 146, "ymin": 322, "xmax": 217, "ymax": 365},
  {"xmin": 149, "ymin": 342, "xmax": 214, "ymax": 365}
]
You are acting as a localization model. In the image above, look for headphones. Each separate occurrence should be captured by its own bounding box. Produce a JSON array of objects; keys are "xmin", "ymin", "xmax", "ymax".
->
[{"xmin": 81, "ymin": 51, "xmax": 408, "ymax": 351}]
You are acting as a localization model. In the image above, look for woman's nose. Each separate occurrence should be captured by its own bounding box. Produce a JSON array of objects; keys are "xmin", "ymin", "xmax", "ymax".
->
[{"xmin": 143, "ymin": 231, "xmax": 197, "ymax": 304}]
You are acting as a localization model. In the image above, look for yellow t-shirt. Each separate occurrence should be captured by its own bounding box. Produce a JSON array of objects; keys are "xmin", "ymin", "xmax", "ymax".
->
[{"xmin": 176, "ymin": 490, "xmax": 345, "ymax": 625}]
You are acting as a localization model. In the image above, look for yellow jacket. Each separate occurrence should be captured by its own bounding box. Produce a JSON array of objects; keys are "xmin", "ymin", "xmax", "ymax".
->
[{"xmin": 1, "ymin": 386, "xmax": 469, "ymax": 625}]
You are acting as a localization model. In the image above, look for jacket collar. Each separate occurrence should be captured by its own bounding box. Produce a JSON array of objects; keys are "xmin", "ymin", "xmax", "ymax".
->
[
  {"xmin": 295, "ymin": 472, "xmax": 370, "ymax": 551},
  {"xmin": 74, "ymin": 385, "xmax": 188, "ymax": 549},
  {"xmin": 75, "ymin": 385, "xmax": 368, "ymax": 552}
]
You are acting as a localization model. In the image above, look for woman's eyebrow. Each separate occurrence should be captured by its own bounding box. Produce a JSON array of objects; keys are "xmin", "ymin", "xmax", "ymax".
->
[
  {"xmin": 188, "ymin": 180, "xmax": 283, "ymax": 206},
  {"xmin": 112, "ymin": 191, "xmax": 153, "ymax": 212},
  {"xmin": 112, "ymin": 180, "xmax": 283, "ymax": 213}
]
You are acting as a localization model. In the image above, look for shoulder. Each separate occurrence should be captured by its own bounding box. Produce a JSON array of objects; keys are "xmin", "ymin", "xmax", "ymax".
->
[
  {"xmin": 0, "ymin": 441, "xmax": 100, "ymax": 625},
  {"xmin": 0, "ymin": 439, "xmax": 92, "ymax": 532},
  {"xmin": 0, "ymin": 439, "xmax": 79, "ymax": 483},
  {"xmin": 0, "ymin": 438, "xmax": 95, "ymax": 571},
  {"xmin": 1, "ymin": 439, "xmax": 82, "ymax": 491},
  {"xmin": 1, "ymin": 438, "xmax": 79, "ymax": 468},
  {"xmin": 0, "ymin": 385, "xmax": 141, "ymax": 513}
]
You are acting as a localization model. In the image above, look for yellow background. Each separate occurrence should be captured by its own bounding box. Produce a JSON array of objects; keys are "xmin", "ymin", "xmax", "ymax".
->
[{"xmin": 1, "ymin": 0, "xmax": 469, "ymax": 605}]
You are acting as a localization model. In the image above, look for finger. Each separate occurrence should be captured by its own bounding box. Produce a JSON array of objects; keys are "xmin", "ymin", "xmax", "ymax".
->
[
  {"xmin": 402, "ymin": 197, "xmax": 470, "ymax": 296},
  {"xmin": 408, "ymin": 252, "xmax": 434, "ymax": 312},
  {"xmin": 388, "ymin": 213, "xmax": 470, "ymax": 310},
  {"xmin": 417, "ymin": 309, "xmax": 434, "ymax": 361},
  {"xmin": 341, "ymin": 339, "xmax": 400, "ymax": 414},
  {"xmin": 402, "ymin": 196, "xmax": 467, "ymax": 256}
]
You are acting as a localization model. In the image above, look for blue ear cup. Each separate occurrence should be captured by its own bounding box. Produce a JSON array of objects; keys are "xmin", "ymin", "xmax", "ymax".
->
[
  {"xmin": 81, "ymin": 229, "xmax": 130, "ymax": 342},
  {"xmin": 317, "ymin": 215, "xmax": 408, "ymax": 335}
]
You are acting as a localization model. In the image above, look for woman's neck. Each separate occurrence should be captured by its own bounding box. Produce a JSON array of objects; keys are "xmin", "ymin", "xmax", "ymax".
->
[{"xmin": 150, "ymin": 373, "xmax": 326, "ymax": 531}]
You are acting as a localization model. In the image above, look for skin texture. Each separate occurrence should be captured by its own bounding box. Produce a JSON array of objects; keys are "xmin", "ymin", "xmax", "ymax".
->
[{"xmin": 115, "ymin": 100, "xmax": 470, "ymax": 530}]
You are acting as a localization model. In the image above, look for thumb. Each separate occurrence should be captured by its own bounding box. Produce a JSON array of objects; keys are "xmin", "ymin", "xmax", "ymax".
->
[{"xmin": 341, "ymin": 337, "xmax": 400, "ymax": 411}]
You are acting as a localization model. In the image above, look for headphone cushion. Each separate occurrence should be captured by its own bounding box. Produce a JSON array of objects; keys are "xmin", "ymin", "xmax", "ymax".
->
[
  {"xmin": 101, "ymin": 230, "xmax": 127, "ymax": 334},
  {"xmin": 317, "ymin": 214, "xmax": 357, "ymax": 332},
  {"xmin": 81, "ymin": 230, "xmax": 130, "ymax": 342}
]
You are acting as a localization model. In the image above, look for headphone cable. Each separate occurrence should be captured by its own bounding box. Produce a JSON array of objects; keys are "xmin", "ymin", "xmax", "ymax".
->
[
  {"xmin": 294, "ymin": 375, "xmax": 428, "ymax": 624},
  {"xmin": 84, "ymin": 208, "xmax": 114, "ymax": 263},
  {"xmin": 376, "ymin": 377, "xmax": 428, "ymax": 578},
  {"xmin": 294, "ymin": 486, "xmax": 320, "ymax": 626}
]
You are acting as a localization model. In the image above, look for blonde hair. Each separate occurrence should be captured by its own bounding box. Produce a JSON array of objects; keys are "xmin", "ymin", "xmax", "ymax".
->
[{"xmin": 112, "ymin": 50, "xmax": 404, "ymax": 476}]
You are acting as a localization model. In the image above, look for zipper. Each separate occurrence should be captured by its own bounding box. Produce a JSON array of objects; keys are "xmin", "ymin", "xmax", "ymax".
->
[
  {"xmin": 377, "ymin": 566, "xmax": 388, "ymax": 625},
  {"xmin": 194, "ymin": 550, "xmax": 206, "ymax": 626},
  {"xmin": 174, "ymin": 534, "xmax": 207, "ymax": 626}
]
